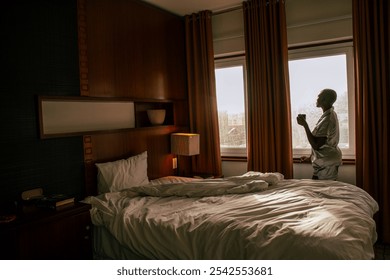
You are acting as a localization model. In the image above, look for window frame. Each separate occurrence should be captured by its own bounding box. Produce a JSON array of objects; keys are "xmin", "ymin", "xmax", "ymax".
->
[
  {"xmin": 215, "ymin": 56, "xmax": 248, "ymax": 158},
  {"xmin": 288, "ymin": 42, "xmax": 355, "ymax": 160}
]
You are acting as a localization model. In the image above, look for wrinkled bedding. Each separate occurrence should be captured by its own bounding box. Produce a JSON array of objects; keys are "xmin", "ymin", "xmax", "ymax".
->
[{"xmin": 86, "ymin": 172, "xmax": 379, "ymax": 260}]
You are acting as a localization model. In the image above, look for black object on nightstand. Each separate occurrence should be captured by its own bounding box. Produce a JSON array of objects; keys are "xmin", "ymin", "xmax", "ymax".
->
[{"xmin": 0, "ymin": 202, "xmax": 92, "ymax": 260}]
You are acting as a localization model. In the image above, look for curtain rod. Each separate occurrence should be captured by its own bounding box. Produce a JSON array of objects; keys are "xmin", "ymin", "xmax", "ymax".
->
[
  {"xmin": 213, "ymin": 4, "xmax": 242, "ymax": 16},
  {"xmin": 213, "ymin": 0, "xmax": 284, "ymax": 16}
]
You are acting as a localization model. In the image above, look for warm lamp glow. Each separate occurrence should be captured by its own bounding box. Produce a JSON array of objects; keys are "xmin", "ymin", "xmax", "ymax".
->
[{"xmin": 171, "ymin": 133, "xmax": 200, "ymax": 156}]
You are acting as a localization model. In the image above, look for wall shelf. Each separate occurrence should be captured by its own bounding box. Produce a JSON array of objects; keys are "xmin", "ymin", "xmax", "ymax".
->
[{"xmin": 38, "ymin": 96, "xmax": 175, "ymax": 138}]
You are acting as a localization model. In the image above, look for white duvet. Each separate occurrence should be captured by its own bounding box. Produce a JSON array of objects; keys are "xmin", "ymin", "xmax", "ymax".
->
[{"xmin": 86, "ymin": 172, "xmax": 379, "ymax": 260}]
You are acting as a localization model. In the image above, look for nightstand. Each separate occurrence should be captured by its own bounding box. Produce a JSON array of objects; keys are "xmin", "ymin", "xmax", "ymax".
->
[{"xmin": 0, "ymin": 202, "xmax": 92, "ymax": 260}]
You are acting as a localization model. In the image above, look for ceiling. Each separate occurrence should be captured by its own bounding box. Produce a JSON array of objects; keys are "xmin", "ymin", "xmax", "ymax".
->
[{"xmin": 142, "ymin": 0, "xmax": 243, "ymax": 16}]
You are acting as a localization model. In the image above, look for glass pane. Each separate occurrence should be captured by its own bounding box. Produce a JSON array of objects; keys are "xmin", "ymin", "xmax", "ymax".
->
[
  {"xmin": 289, "ymin": 54, "xmax": 349, "ymax": 151},
  {"xmin": 215, "ymin": 66, "xmax": 246, "ymax": 150}
]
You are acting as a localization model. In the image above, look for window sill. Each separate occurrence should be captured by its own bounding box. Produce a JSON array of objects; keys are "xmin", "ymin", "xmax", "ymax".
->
[
  {"xmin": 222, "ymin": 157, "xmax": 355, "ymax": 165},
  {"xmin": 221, "ymin": 156, "xmax": 247, "ymax": 162},
  {"xmin": 293, "ymin": 158, "xmax": 356, "ymax": 165}
]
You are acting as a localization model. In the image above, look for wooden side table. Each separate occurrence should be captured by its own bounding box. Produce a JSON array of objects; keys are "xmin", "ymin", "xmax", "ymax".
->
[{"xmin": 0, "ymin": 202, "xmax": 92, "ymax": 260}]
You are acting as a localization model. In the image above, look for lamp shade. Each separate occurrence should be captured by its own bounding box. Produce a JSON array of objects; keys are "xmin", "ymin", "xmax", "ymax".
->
[{"xmin": 171, "ymin": 133, "xmax": 200, "ymax": 156}]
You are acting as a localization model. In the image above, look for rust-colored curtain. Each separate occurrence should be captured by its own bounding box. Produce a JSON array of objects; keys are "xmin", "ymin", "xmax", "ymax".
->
[
  {"xmin": 185, "ymin": 11, "xmax": 222, "ymax": 177},
  {"xmin": 353, "ymin": 0, "xmax": 390, "ymax": 243},
  {"xmin": 243, "ymin": 0, "xmax": 293, "ymax": 178}
]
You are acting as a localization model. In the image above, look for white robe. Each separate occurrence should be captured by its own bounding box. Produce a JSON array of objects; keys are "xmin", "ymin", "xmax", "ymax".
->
[{"xmin": 311, "ymin": 107, "xmax": 342, "ymax": 179}]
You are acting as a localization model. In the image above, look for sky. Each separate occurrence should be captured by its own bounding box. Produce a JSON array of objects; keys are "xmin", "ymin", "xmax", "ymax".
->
[
  {"xmin": 215, "ymin": 66, "xmax": 245, "ymax": 114},
  {"xmin": 289, "ymin": 54, "xmax": 347, "ymax": 110},
  {"xmin": 215, "ymin": 54, "xmax": 348, "ymax": 114}
]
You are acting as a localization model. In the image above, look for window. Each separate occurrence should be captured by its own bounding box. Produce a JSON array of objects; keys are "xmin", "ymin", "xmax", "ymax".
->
[
  {"xmin": 289, "ymin": 43, "xmax": 355, "ymax": 159},
  {"xmin": 215, "ymin": 57, "xmax": 247, "ymax": 157}
]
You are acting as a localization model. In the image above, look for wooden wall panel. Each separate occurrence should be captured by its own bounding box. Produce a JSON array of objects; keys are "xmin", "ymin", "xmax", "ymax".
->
[
  {"xmin": 84, "ymin": 0, "xmax": 187, "ymax": 100},
  {"xmin": 78, "ymin": 0, "xmax": 190, "ymax": 194},
  {"xmin": 84, "ymin": 127, "xmax": 178, "ymax": 196}
]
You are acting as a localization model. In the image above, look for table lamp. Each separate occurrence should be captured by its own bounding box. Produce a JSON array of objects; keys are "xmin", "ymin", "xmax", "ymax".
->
[{"xmin": 171, "ymin": 133, "xmax": 200, "ymax": 176}]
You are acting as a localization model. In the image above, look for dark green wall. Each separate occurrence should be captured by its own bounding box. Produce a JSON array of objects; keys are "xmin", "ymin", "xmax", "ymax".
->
[{"xmin": 0, "ymin": 0, "xmax": 84, "ymax": 207}]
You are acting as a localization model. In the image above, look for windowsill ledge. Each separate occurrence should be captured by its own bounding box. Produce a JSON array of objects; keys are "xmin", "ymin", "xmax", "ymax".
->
[
  {"xmin": 222, "ymin": 156, "xmax": 355, "ymax": 165},
  {"xmin": 293, "ymin": 158, "xmax": 356, "ymax": 165}
]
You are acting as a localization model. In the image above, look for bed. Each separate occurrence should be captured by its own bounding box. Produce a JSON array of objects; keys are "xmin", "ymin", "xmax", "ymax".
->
[{"xmin": 84, "ymin": 151, "xmax": 379, "ymax": 260}]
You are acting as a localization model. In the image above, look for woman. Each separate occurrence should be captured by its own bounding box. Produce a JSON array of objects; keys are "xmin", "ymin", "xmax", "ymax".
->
[{"xmin": 296, "ymin": 88, "xmax": 342, "ymax": 180}]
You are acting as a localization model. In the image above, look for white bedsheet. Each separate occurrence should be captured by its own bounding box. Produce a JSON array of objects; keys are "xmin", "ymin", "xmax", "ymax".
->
[{"xmin": 86, "ymin": 173, "xmax": 379, "ymax": 260}]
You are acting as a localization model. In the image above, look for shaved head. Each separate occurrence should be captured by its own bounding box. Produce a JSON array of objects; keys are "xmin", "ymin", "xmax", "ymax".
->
[{"xmin": 320, "ymin": 88, "xmax": 337, "ymax": 106}]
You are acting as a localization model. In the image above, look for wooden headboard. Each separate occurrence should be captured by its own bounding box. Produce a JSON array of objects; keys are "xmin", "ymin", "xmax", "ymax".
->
[{"xmin": 83, "ymin": 126, "xmax": 181, "ymax": 196}]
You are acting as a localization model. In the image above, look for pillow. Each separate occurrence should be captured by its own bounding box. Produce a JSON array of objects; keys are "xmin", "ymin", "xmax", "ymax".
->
[{"xmin": 95, "ymin": 151, "xmax": 149, "ymax": 193}]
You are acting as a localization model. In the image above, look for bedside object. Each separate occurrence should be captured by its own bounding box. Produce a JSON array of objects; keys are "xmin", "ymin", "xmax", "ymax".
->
[
  {"xmin": 21, "ymin": 187, "xmax": 44, "ymax": 201},
  {"xmin": 147, "ymin": 109, "xmax": 166, "ymax": 125},
  {"xmin": 171, "ymin": 133, "xmax": 200, "ymax": 156},
  {"xmin": 0, "ymin": 214, "xmax": 16, "ymax": 224},
  {"xmin": 171, "ymin": 133, "xmax": 200, "ymax": 176},
  {"xmin": 0, "ymin": 202, "xmax": 92, "ymax": 260}
]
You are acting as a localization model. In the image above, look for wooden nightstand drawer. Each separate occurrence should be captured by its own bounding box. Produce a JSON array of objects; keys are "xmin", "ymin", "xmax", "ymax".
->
[{"xmin": 0, "ymin": 202, "xmax": 92, "ymax": 260}]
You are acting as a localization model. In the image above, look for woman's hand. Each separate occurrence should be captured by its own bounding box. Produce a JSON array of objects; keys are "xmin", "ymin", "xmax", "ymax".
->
[
  {"xmin": 300, "ymin": 156, "xmax": 311, "ymax": 163},
  {"xmin": 296, "ymin": 114, "xmax": 307, "ymax": 126}
]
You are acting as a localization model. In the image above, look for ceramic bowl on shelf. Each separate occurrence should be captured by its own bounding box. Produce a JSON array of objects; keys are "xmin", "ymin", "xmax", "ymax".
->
[{"xmin": 147, "ymin": 109, "xmax": 166, "ymax": 125}]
